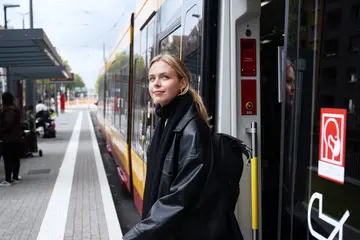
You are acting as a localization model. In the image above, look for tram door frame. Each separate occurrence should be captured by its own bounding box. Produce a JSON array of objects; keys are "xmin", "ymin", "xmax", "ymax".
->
[{"xmin": 216, "ymin": 0, "xmax": 263, "ymax": 239}]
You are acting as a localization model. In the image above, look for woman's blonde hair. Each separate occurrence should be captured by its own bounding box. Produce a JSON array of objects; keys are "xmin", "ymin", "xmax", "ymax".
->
[{"xmin": 149, "ymin": 53, "xmax": 209, "ymax": 121}]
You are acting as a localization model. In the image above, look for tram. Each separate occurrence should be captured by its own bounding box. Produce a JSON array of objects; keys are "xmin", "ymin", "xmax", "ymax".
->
[{"xmin": 96, "ymin": 0, "xmax": 360, "ymax": 239}]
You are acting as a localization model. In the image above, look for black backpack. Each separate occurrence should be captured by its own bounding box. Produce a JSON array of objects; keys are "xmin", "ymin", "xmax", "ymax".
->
[{"xmin": 212, "ymin": 133, "xmax": 250, "ymax": 211}]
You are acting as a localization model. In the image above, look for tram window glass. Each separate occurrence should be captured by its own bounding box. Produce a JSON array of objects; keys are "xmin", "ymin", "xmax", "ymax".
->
[
  {"xmin": 280, "ymin": 0, "xmax": 360, "ymax": 238},
  {"xmin": 132, "ymin": 28, "xmax": 148, "ymax": 158},
  {"xmin": 120, "ymin": 68, "xmax": 128, "ymax": 138},
  {"xmin": 146, "ymin": 19, "xmax": 155, "ymax": 160},
  {"xmin": 114, "ymin": 71, "xmax": 121, "ymax": 130},
  {"xmin": 160, "ymin": 27, "xmax": 181, "ymax": 57},
  {"xmin": 105, "ymin": 72, "xmax": 110, "ymax": 121},
  {"xmin": 323, "ymin": 39, "xmax": 338, "ymax": 57},
  {"xmin": 349, "ymin": 35, "xmax": 360, "ymax": 53},
  {"xmin": 326, "ymin": 8, "xmax": 342, "ymax": 28},
  {"xmin": 351, "ymin": 4, "xmax": 360, "ymax": 21},
  {"xmin": 326, "ymin": 0, "xmax": 339, "ymax": 4},
  {"xmin": 344, "ymin": 98, "xmax": 355, "ymax": 114},
  {"xmin": 159, "ymin": 0, "xmax": 181, "ymax": 32},
  {"xmin": 321, "ymin": 67, "xmax": 336, "ymax": 85},
  {"xmin": 183, "ymin": 4, "xmax": 202, "ymax": 94},
  {"xmin": 319, "ymin": 94, "xmax": 334, "ymax": 107},
  {"xmin": 110, "ymin": 72, "xmax": 115, "ymax": 126},
  {"xmin": 117, "ymin": 48, "xmax": 130, "ymax": 139},
  {"xmin": 347, "ymin": 67, "xmax": 358, "ymax": 83}
]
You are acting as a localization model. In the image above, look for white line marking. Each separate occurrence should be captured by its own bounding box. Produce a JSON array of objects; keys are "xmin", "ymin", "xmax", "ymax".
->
[
  {"xmin": 87, "ymin": 112, "xmax": 123, "ymax": 239},
  {"xmin": 37, "ymin": 111, "xmax": 83, "ymax": 240}
]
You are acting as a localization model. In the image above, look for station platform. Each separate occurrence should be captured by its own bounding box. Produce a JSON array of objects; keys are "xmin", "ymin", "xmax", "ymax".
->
[{"xmin": 0, "ymin": 107, "xmax": 123, "ymax": 240}]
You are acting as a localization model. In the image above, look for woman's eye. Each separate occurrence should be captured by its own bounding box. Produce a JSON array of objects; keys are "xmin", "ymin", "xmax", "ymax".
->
[{"xmin": 162, "ymin": 76, "xmax": 169, "ymax": 80}]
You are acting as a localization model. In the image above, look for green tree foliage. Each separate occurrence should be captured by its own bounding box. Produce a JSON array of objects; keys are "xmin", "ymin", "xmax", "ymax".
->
[
  {"xmin": 95, "ymin": 51, "xmax": 130, "ymax": 92},
  {"xmin": 65, "ymin": 73, "xmax": 85, "ymax": 91},
  {"xmin": 36, "ymin": 59, "xmax": 85, "ymax": 96}
]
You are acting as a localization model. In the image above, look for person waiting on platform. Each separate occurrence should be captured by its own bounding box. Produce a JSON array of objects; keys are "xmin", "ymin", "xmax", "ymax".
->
[
  {"xmin": 123, "ymin": 54, "xmax": 242, "ymax": 240},
  {"xmin": 0, "ymin": 92, "xmax": 22, "ymax": 187},
  {"xmin": 35, "ymin": 100, "xmax": 51, "ymax": 132},
  {"xmin": 35, "ymin": 99, "xmax": 48, "ymax": 113}
]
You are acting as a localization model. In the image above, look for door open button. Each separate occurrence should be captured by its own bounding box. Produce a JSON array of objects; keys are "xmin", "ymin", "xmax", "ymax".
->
[{"xmin": 246, "ymin": 102, "xmax": 253, "ymax": 110}]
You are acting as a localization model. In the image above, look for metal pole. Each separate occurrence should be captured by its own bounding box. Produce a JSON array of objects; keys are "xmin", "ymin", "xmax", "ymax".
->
[
  {"xmin": 26, "ymin": 0, "xmax": 35, "ymax": 108},
  {"xmin": 4, "ymin": 7, "xmax": 7, "ymax": 29},
  {"xmin": 246, "ymin": 122, "xmax": 259, "ymax": 240},
  {"xmin": 29, "ymin": 0, "xmax": 33, "ymax": 28},
  {"xmin": 4, "ymin": 7, "xmax": 11, "ymax": 94}
]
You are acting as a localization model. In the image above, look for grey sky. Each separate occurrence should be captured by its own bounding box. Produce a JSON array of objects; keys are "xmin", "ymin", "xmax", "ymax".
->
[{"xmin": 0, "ymin": 0, "xmax": 134, "ymax": 89}]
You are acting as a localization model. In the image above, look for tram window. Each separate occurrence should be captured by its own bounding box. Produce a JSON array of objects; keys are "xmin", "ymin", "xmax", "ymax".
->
[
  {"xmin": 351, "ymin": 4, "xmax": 360, "ymax": 21},
  {"xmin": 159, "ymin": 0, "xmax": 181, "ymax": 32},
  {"xmin": 321, "ymin": 67, "xmax": 336, "ymax": 85},
  {"xmin": 146, "ymin": 20, "xmax": 156, "ymax": 158},
  {"xmin": 132, "ymin": 27, "xmax": 148, "ymax": 159},
  {"xmin": 111, "ymin": 50, "xmax": 130, "ymax": 139},
  {"xmin": 183, "ymin": 4, "xmax": 202, "ymax": 94},
  {"xmin": 110, "ymin": 72, "xmax": 115, "ymax": 126},
  {"xmin": 147, "ymin": 20, "xmax": 155, "ymax": 67},
  {"xmin": 347, "ymin": 67, "xmax": 358, "ymax": 83},
  {"xmin": 344, "ymin": 98, "xmax": 355, "ymax": 114},
  {"xmin": 349, "ymin": 35, "xmax": 360, "ymax": 53},
  {"xmin": 160, "ymin": 27, "xmax": 181, "ymax": 57},
  {"xmin": 323, "ymin": 39, "xmax": 338, "ymax": 57},
  {"xmin": 114, "ymin": 72, "xmax": 121, "ymax": 130},
  {"xmin": 121, "ymin": 66, "xmax": 129, "ymax": 138},
  {"xmin": 326, "ymin": 8, "xmax": 342, "ymax": 28}
]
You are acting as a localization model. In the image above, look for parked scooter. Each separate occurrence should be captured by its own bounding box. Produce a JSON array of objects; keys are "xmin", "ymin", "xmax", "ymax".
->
[{"xmin": 35, "ymin": 109, "xmax": 56, "ymax": 138}]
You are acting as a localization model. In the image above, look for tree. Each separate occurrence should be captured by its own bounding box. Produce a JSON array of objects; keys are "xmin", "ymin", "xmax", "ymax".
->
[
  {"xmin": 65, "ymin": 73, "xmax": 85, "ymax": 91},
  {"xmin": 62, "ymin": 60, "xmax": 72, "ymax": 73},
  {"xmin": 94, "ymin": 51, "xmax": 130, "ymax": 92},
  {"xmin": 35, "ymin": 59, "xmax": 85, "ymax": 100}
]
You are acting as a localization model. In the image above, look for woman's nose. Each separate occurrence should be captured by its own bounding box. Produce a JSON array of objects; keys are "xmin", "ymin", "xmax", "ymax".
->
[{"xmin": 153, "ymin": 77, "xmax": 161, "ymax": 86}]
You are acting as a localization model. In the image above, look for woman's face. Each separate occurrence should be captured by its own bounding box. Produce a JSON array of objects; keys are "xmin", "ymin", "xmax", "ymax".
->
[
  {"xmin": 286, "ymin": 65, "xmax": 295, "ymax": 105},
  {"xmin": 148, "ymin": 60, "xmax": 186, "ymax": 106}
]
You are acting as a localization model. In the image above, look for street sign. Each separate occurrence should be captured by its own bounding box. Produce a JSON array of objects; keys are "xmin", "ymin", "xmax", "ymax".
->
[{"xmin": 318, "ymin": 108, "xmax": 347, "ymax": 184}]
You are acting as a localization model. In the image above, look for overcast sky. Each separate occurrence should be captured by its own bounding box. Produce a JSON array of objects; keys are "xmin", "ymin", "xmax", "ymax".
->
[{"xmin": 0, "ymin": 0, "xmax": 135, "ymax": 89}]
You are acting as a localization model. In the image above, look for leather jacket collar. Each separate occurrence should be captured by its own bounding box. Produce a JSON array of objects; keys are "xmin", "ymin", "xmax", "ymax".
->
[{"xmin": 174, "ymin": 103, "xmax": 197, "ymax": 133}]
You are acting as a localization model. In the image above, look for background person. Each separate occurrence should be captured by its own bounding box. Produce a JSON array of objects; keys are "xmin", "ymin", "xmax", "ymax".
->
[{"xmin": 0, "ymin": 92, "xmax": 22, "ymax": 187}]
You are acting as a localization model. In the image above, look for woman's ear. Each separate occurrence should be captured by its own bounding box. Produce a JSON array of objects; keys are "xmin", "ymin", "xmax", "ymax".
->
[{"xmin": 181, "ymin": 78, "xmax": 188, "ymax": 89}]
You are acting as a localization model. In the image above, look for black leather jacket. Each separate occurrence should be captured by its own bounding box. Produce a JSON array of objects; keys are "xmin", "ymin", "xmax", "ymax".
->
[{"xmin": 124, "ymin": 104, "xmax": 242, "ymax": 240}]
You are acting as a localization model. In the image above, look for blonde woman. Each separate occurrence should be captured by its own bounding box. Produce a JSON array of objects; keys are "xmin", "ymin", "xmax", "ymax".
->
[{"xmin": 123, "ymin": 54, "xmax": 242, "ymax": 240}]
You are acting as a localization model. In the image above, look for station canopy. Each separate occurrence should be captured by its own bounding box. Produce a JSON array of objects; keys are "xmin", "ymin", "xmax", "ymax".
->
[{"xmin": 0, "ymin": 28, "xmax": 72, "ymax": 80}]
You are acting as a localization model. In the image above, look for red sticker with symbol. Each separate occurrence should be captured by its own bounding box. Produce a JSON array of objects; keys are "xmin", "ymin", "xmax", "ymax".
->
[{"xmin": 318, "ymin": 108, "xmax": 347, "ymax": 184}]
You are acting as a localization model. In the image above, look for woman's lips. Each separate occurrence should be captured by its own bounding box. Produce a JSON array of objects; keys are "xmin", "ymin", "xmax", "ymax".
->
[{"xmin": 153, "ymin": 91, "xmax": 164, "ymax": 95}]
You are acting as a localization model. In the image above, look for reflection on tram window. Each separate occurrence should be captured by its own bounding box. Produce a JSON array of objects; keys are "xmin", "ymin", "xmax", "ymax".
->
[
  {"xmin": 351, "ymin": 4, "xmax": 360, "ymax": 20},
  {"xmin": 111, "ymin": 50, "xmax": 130, "ymax": 139},
  {"xmin": 183, "ymin": 4, "xmax": 202, "ymax": 94},
  {"xmin": 280, "ymin": 0, "xmax": 360, "ymax": 239},
  {"xmin": 349, "ymin": 35, "xmax": 360, "ymax": 53},
  {"xmin": 160, "ymin": 27, "xmax": 181, "ymax": 57},
  {"xmin": 132, "ymin": 19, "xmax": 156, "ymax": 163},
  {"xmin": 347, "ymin": 67, "xmax": 358, "ymax": 83}
]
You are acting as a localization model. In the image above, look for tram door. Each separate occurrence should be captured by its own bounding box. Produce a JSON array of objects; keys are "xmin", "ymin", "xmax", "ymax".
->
[
  {"xmin": 260, "ymin": 0, "xmax": 360, "ymax": 239},
  {"xmin": 218, "ymin": 0, "xmax": 360, "ymax": 239}
]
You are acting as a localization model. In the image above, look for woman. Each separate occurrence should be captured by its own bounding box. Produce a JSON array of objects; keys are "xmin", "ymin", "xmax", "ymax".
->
[
  {"xmin": 0, "ymin": 92, "xmax": 22, "ymax": 187},
  {"xmin": 123, "ymin": 54, "xmax": 242, "ymax": 240}
]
